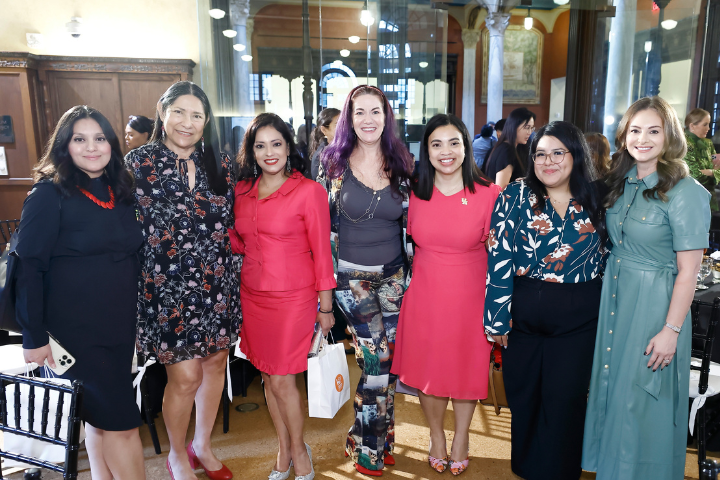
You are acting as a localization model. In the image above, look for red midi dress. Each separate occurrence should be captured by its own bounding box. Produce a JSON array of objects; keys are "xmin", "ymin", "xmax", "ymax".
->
[
  {"xmin": 230, "ymin": 173, "xmax": 336, "ymax": 375},
  {"xmin": 392, "ymin": 183, "xmax": 501, "ymax": 399}
]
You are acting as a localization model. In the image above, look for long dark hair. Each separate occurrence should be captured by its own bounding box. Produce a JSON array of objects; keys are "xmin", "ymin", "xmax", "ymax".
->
[
  {"xmin": 605, "ymin": 96, "xmax": 688, "ymax": 206},
  {"xmin": 525, "ymin": 121, "xmax": 608, "ymax": 246},
  {"xmin": 487, "ymin": 107, "xmax": 536, "ymax": 175},
  {"xmin": 321, "ymin": 85, "xmax": 413, "ymax": 194},
  {"xmin": 34, "ymin": 105, "xmax": 134, "ymax": 203},
  {"xmin": 236, "ymin": 113, "xmax": 306, "ymax": 188},
  {"xmin": 309, "ymin": 108, "xmax": 340, "ymax": 159},
  {"xmin": 413, "ymin": 114, "xmax": 492, "ymax": 200},
  {"xmin": 149, "ymin": 81, "xmax": 227, "ymax": 195}
]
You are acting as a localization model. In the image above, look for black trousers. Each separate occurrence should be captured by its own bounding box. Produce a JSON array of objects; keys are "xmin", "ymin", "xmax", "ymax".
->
[{"xmin": 503, "ymin": 276, "xmax": 601, "ymax": 480}]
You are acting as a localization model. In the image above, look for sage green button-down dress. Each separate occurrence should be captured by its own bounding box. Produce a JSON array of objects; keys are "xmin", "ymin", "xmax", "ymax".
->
[{"xmin": 582, "ymin": 167, "xmax": 710, "ymax": 480}]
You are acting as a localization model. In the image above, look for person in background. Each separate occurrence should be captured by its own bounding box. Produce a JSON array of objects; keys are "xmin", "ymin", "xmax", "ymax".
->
[
  {"xmin": 231, "ymin": 113, "xmax": 335, "ymax": 480},
  {"xmin": 485, "ymin": 121, "xmax": 608, "ymax": 480},
  {"xmin": 318, "ymin": 84, "xmax": 414, "ymax": 477},
  {"xmin": 683, "ymin": 108, "xmax": 720, "ymax": 211},
  {"xmin": 310, "ymin": 108, "xmax": 341, "ymax": 180},
  {"xmin": 392, "ymin": 114, "xmax": 500, "ymax": 476},
  {"xmin": 483, "ymin": 110, "xmax": 535, "ymax": 188},
  {"xmin": 297, "ymin": 123, "xmax": 314, "ymax": 163},
  {"xmin": 125, "ymin": 114, "xmax": 153, "ymax": 151},
  {"xmin": 586, "ymin": 132, "xmax": 612, "ymax": 179},
  {"xmin": 472, "ymin": 124, "xmax": 496, "ymax": 170},
  {"xmin": 18, "ymin": 105, "xmax": 146, "ymax": 480},
  {"xmin": 582, "ymin": 96, "xmax": 710, "ymax": 480},
  {"xmin": 494, "ymin": 119, "xmax": 505, "ymax": 139},
  {"xmin": 126, "ymin": 81, "xmax": 239, "ymax": 480}
]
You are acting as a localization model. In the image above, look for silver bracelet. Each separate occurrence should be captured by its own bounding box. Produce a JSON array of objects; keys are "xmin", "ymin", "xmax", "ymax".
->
[{"xmin": 664, "ymin": 322, "xmax": 681, "ymax": 334}]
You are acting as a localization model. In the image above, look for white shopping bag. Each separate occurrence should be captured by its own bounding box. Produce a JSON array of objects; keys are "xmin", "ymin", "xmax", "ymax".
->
[
  {"xmin": 3, "ymin": 368, "xmax": 85, "ymax": 468},
  {"xmin": 307, "ymin": 339, "xmax": 350, "ymax": 418}
]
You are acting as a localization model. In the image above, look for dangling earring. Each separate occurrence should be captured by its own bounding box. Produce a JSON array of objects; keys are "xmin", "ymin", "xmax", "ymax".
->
[
  {"xmin": 161, "ymin": 125, "xmax": 166, "ymax": 140},
  {"xmin": 253, "ymin": 163, "xmax": 257, "ymax": 176},
  {"xmin": 286, "ymin": 156, "xmax": 292, "ymax": 173},
  {"xmin": 201, "ymin": 136, "xmax": 205, "ymax": 154}
]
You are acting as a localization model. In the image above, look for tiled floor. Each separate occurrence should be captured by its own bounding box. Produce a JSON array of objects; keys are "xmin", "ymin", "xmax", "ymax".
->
[{"xmin": 2, "ymin": 355, "xmax": 717, "ymax": 479}]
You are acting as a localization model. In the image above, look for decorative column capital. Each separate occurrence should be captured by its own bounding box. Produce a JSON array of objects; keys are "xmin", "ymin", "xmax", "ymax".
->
[
  {"xmin": 485, "ymin": 12, "xmax": 510, "ymax": 37},
  {"xmin": 230, "ymin": 0, "xmax": 251, "ymax": 25},
  {"xmin": 461, "ymin": 29, "xmax": 482, "ymax": 49}
]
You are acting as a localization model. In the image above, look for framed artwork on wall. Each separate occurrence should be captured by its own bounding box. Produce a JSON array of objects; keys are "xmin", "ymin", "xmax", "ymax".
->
[{"xmin": 482, "ymin": 25, "xmax": 543, "ymax": 104}]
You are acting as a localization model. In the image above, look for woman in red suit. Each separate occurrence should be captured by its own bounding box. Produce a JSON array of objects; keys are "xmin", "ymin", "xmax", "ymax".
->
[
  {"xmin": 392, "ymin": 114, "xmax": 500, "ymax": 476},
  {"xmin": 230, "ymin": 113, "xmax": 336, "ymax": 480}
]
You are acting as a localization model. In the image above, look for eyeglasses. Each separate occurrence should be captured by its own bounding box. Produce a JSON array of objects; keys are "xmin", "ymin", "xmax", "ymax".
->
[
  {"xmin": 532, "ymin": 150, "xmax": 568, "ymax": 165},
  {"xmin": 521, "ymin": 124, "xmax": 536, "ymax": 132}
]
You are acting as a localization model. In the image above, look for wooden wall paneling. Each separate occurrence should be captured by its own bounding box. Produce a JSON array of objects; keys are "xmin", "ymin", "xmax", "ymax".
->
[
  {"xmin": 0, "ymin": 69, "xmax": 35, "ymax": 220},
  {"xmin": 0, "ymin": 53, "xmax": 195, "ymax": 218},
  {"xmin": 118, "ymin": 74, "xmax": 180, "ymax": 153},
  {"xmin": 48, "ymin": 72, "xmax": 124, "ymax": 142},
  {"xmin": 0, "ymin": 72, "xmax": 32, "ymax": 179}
]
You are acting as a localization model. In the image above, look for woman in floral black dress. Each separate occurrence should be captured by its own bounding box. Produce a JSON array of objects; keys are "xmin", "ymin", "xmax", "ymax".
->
[{"xmin": 125, "ymin": 81, "xmax": 239, "ymax": 480}]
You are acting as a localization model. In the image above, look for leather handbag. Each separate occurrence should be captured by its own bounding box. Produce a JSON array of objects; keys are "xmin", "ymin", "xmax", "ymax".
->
[
  {"xmin": 0, "ymin": 230, "xmax": 22, "ymax": 333},
  {"xmin": 480, "ymin": 344, "xmax": 508, "ymax": 416}
]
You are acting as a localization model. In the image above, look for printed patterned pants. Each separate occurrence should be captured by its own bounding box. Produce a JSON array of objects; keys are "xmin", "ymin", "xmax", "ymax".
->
[{"xmin": 335, "ymin": 255, "xmax": 405, "ymax": 471}]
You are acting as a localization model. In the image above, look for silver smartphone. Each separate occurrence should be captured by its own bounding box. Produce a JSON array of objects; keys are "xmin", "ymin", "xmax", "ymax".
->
[{"xmin": 46, "ymin": 333, "xmax": 75, "ymax": 375}]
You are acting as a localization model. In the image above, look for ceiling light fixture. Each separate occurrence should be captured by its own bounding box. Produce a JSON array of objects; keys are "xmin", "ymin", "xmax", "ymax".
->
[
  {"xmin": 340, "ymin": 49, "xmax": 350, "ymax": 57},
  {"xmin": 360, "ymin": 9, "xmax": 375, "ymax": 27},
  {"xmin": 524, "ymin": 10, "xmax": 533, "ymax": 30},
  {"xmin": 233, "ymin": 44, "xmax": 246, "ymax": 52},
  {"xmin": 661, "ymin": 19, "xmax": 678, "ymax": 30},
  {"xmin": 553, "ymin": 0, "xmax": 570, "ymax": 4},
  {"xmin": 65, "ymin": 17, "xmax": 83, "ymax": 38},
  {"xmin": 241, "ymin": 54, "xmax": 253, "ymax": 61},
  {"xmin": 223, "ymin": 29, "xmax": 237, "ymax": 38},
  {"xmin": 644, "ymin": 41, "xmax": 652, "ymax": 53},
  {"xmin": 349, "ymin": 36, "xmax": 360, "ymax": 44},
  {"xmin": 208, "ymin": 9, "xmax": 226, "ymax": 19},
  {"xmin": 419, "ymin": 61, "xmax": 429, "ymax": 68}
]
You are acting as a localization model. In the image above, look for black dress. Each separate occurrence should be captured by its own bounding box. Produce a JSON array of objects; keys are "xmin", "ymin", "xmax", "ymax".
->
[
  {"xmin": 484, "ymin": 142, "xmax": 528, "ymax": 182},
  {"xmin": 15, "ymin": 178, "xmax": 143, "ymax": 431}
]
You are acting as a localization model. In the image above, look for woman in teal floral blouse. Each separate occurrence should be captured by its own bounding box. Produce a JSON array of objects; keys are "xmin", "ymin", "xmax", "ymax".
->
[
  {"xmin": 484, "ymin": 121, "xmax": 607, "ymax": 480},
  {"xmin": 683, "ymin": 108, "xmax": 719, "ymax": 210}
]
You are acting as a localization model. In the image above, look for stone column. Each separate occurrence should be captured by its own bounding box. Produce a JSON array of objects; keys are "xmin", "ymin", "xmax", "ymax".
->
[
  {"xmin": 230, "ymin": 0, "xmax": 253, "ymax": 117},
  {"xmin": 602, "ymin": 0, "xmax": 637, "ymax": 142},
  {"xmin": 485, "ymin": 12, "xmax": 510, "ymax": 125},
  {"xmin": 461, "ymin": 28, "xmax": 481, "ymax": 136}
]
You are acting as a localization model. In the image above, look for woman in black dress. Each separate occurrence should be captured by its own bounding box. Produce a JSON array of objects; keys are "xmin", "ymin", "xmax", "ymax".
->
[
  {"xmin": 125, "ymin": 81, "xmax": 239, "ymax": 480},
  {"xmin": 484, "ymin": 107, "xmax": 536, "ymax": 189},
  {"xmin": 17, "ymin": 105, "xmax": 146, "ymax": 479}
]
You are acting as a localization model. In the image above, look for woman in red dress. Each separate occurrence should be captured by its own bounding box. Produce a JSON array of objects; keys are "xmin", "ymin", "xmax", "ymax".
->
[
  {"xmin": 230, "ymin": 113, "xmax": 336, "ymax": 480},
  {"xmin": 392, "ymin": 114, "xmax": 500, "ymax": 476}
]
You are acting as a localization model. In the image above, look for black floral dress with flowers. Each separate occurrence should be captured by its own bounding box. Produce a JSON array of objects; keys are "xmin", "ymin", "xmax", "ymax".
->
[{"xmin": 125, "ymin": 142, "xmax": 240, "ymax": 364}]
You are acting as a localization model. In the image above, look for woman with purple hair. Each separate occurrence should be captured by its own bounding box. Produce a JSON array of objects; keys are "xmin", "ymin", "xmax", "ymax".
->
[{"xmin": 317, "ymin": 85, "xmax": 414, "ymax": 477}]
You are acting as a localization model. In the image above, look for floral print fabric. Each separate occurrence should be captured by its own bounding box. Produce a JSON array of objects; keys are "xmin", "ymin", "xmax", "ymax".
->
[
  {"xmin": 485, "ymin": 180, "xmax": 606, "ymax": 336},
  {"xmin": 125, "ymin": 142, "xmax": 240, "ymax": 365}
]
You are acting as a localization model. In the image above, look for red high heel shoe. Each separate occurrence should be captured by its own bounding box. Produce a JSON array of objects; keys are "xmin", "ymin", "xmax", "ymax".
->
[
  {"xmin": 187, "ymin": 441, "xmax": 233, "ymax": 480},
  {"xmin": 345, "ymin": 450, "xmax": 383, "ymax": 476},
  {"xmin": 383, "ymin": 451, "xmax": 395, "ymax": 466}
]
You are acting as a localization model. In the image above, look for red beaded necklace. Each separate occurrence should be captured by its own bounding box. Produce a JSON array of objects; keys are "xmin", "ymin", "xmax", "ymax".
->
[{"xmin": 77, "ymin": 185, "xmax": 115, "ymax": 209}]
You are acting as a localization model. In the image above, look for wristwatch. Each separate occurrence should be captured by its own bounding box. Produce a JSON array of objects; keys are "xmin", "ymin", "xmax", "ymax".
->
[{"xmin": 664, "ymin": 322, "xmax": 681, "ymax": 334}]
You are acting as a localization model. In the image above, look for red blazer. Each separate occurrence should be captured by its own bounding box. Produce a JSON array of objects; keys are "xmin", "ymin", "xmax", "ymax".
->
[{"xmin": 229, "ymin": 172, "xmax": 336, "ymax": 292}]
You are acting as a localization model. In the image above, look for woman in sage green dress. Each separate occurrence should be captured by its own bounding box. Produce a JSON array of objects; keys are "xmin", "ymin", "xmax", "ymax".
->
[
  {"xmin": 582, "ymin": 96, "xmax": 711, "ymax": 480},
  {"xmin": 682, "ymin": 108, "xmax": 719, "ymax": 211}
]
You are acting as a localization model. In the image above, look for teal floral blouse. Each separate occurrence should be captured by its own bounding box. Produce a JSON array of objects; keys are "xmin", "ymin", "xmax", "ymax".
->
[{"xmin": 484, "ymin": 179, "xmax": 607, "ymax": 336}]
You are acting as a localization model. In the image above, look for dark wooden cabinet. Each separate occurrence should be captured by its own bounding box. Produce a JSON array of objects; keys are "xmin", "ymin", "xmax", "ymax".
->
[{"xmin": 0, "ymin": 53, "xmax": 194, "ymax": 219}]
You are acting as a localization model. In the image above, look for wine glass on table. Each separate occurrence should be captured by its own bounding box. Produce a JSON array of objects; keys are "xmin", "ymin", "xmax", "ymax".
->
[{"xmin": 697, "ymin": 256, "xmax": 713, "ymax": 290}]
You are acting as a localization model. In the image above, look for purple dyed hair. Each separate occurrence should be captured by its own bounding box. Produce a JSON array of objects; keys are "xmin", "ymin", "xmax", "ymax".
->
[{"xmin": 321, "ymin": 85, "xmax": 413, "ymax": 194}]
